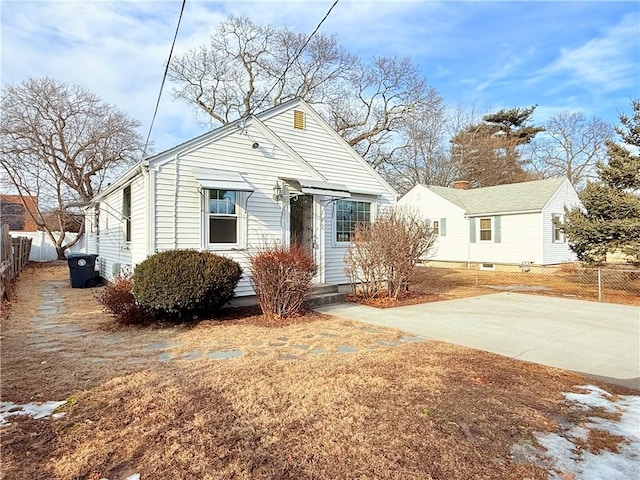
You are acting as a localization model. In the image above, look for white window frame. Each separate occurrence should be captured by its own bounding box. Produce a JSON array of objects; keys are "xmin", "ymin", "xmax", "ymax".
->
[
  {"xmin": 333, "ymin": 199, "xmax": 373, "ymax": 244},
  {"xmin": 479, "ymin": 217, "xmax": 492, "ymax": 242},
  {"xmin": 122, "ymin": 185, "xmax": 132, "ymax": 243},
  {"xmin": 552, "ymin": 214, "xmax": 565, "ymax": 243},
  {"xmin": 204, "ymin": 189, "xmax": 247, "ymax": 250}
]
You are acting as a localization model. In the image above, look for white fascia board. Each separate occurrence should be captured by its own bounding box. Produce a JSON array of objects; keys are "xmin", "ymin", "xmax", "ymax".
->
[
  {"xmin": 294, "ymin": 98, "xmax": 399, "ymax": 201},
  {"xmin": 90, "ymin": 162, "xmax": 144, "ymax": 203}
]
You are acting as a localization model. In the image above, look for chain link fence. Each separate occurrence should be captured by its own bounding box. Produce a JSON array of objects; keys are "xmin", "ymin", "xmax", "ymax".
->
[{"xmin": 415, "ymin": 262, "xmax": 640, "ymax": 306}]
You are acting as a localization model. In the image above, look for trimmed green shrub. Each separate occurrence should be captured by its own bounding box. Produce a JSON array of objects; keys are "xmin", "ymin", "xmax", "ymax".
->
[
  {"xmin": 132, "ymin": 250, "xmax": 242, "ymax": 320},
  {"xmin": 248, "ymin": 243, "xmax": 317, "ymax": 320},
  {"xmin": 96, "ymin": 275, "xmax": 148, "ymax": 325}
]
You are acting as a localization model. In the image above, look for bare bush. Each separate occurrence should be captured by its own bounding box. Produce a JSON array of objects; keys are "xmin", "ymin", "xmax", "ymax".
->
[
  {"xmin": 248, "ymin": 243, "xmax": 317, "ymax": 320},
  {"xmin": 345, "ymin": 207, "xmax": 436, "ymax": 300},
  {"xmin": 96, "ymin": 276, "xmax": 148, "ymax": 325}
]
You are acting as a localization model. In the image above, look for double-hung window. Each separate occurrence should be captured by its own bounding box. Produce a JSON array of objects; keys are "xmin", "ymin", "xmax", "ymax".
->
[
  {"xmin": 122, "ymin": 185, "xmax": 131, "ymax": 243},
  {"xmin": 479, "ymin": 217, "xmax": 492, "ymax": 241},
  {"xmin": 208, "ymin": 189, "xmax": 238, "ymax": 244},
  {"xmin": 552, "ymin": 214, "xmax": 565, "ymax": 243},
  {"xmin": 433, "ymin": 220, "xmax": 439, "ymax": 235},
  {"xmin": 335, "ymin": 200, "xmax": 371, "ymax": 242}
]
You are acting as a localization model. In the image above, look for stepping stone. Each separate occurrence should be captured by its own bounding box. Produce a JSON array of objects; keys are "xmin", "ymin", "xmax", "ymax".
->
[
  {"xmin": 278, "ymin": 353, "xmax": 300, "ymax": 361},
  {"xmin": 361, "ymin": 327, "xmax": 382, "ymax": 333},
  {"xmin": 158, "ymin": 353, "xmax": 173, "ymax": 362},
  {"xmin": 378, "ymin": 340, "xmax": 401, "ymax": 347},
  {"xmin": 400, "ymin": 336, "xmax": 423, "ymax": 343},
  {"xmin": 276, "ymin": 337, "xmax": 289, "ymax": 342},
  {"xmin": 181, "ymin": 350, "xmax": 203, "ymax": 361},
  {"xmin": 207, "ymin": 350, "xmax": 242, "ymax": 360},
  {"xmin": 47, "ymin": 325, "xmax": 85, "ymax": 336},
  {"xmin": 145, "ymin": 341, "xmax": 183, "ymax": 351},
  {"xmin": 251, "ymin": 340, "xmax": 264, "ymax": 346},
  {"xmin": 308, "ymin": 348, "xmax": 324, "ymax": 355},
  {"xmin": 293, "ymin": 344, "xmax": 309, "ymax": 351},
  {"xmin": 89, "ymin": 357, "xmax": 107, "ymax": 363},
  {"xmin": 337, "ymin": 346, "xmax": 357, "ymax": 354},
  {"xmin": 37, "ymin": 306, "xmax": 59, "ymax": 315},
  {"xmin": 268, "ymin": 342, "xmax": 286, "ymax": 347},
  {"xmin": 321, "ymin": 332, "xmax": 337, "ymax": 338}
]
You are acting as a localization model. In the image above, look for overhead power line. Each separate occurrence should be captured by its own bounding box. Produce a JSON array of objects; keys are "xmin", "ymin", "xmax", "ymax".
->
[
  {"xmin": 142, "ymin": 0, "xmax": 187, "ymax": 159},
  {"xmin": 252, "ymin": 0, "xmax": 340, "ymax": 115}
]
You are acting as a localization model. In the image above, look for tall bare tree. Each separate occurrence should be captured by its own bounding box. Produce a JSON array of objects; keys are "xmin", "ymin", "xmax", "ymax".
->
[
  {"xmin": 0, "ymin": 77, "xmax": 144, "ymax": 259},
  {"xmin": 528, "ymin": 112, "xmax": 614, "ymax": 188},
  {"xmin": 168, "ymin": 15, "xmax": 442, "ymax": 175}
]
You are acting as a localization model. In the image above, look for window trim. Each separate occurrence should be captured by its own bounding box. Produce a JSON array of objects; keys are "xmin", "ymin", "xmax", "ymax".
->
[
  {"xmin": 479, "ymin": 217, "xmax": 492, "ymax": 242},
  {"xmin": 334, "ymin": 199, "xmax": 373, "ymax": 244},
  {"xmin": 204, "ymin": 189, "xmax": 245, "ymax": 249}
]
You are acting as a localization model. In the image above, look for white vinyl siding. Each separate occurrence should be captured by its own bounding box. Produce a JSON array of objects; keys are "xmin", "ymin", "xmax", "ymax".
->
[
  {"xmin": 542, "ymin": 180, "xmax": 580, "ymax": 264},
  {"xmin": 95, "ymin": 99, "xmax": 397, "ymax": 294},
  {"xmin": 95, "ymin": 174, "xmax": 146, "ymax": 281}
]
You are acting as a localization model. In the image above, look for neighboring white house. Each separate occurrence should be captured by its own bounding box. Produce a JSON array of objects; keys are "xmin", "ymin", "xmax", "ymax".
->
[
  {"xmin": 85, "ymin": 98, "xmax": 397, "ymax": 296},
  {"xmin": 398, "ymin": 177, "xmax": 581, "ymax": 268}
]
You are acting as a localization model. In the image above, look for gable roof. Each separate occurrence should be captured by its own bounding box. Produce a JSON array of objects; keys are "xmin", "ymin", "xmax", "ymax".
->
[
  {"xmin": 426, "ymin": 177, "xmax": 568, "ymax": 215},
  {"xmin": 93, "ymin": 97, "xmax": 397, "ymax": 203}
]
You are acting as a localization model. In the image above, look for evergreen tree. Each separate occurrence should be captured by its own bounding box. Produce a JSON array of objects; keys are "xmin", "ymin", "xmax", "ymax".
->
[
  {"xmin": 450, "ymin": 106, "xmax": 543, "ymax": 187},
  {"xmin": 562, "ymin": 100, "xmax": 640, "ymax": 264}
]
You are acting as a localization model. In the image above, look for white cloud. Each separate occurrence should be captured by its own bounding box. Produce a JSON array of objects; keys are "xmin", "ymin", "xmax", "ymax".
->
[{"xmin": 542, "ymin": 12, "xmax": 640, "ymax": 92}]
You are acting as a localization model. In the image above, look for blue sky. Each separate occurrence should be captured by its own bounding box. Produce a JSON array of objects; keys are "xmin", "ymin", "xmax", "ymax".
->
[{"xmin": 2, "ymin": 0, "xmax": 639, "ymax": 153}]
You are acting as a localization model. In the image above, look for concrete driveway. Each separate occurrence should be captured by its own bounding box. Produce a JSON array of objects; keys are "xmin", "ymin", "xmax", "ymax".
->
[{"xmin": 317, "ymin": 292, "xmax": 640, "ymax": 389}]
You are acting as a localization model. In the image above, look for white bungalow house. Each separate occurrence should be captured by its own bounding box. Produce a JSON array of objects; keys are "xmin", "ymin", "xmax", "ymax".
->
[
  {"xmin": 84, "ymin": 98, "xmax": 397, "ymax": 296},
  {"xmin": 397, "ymin": 177, "xmax": 581, "ymax": 268}
]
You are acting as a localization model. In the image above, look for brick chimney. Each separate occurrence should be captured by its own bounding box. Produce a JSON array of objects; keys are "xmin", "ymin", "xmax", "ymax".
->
[{"xmin": 453, "ymin": 180, "xmax": 470, "ymax": 190}]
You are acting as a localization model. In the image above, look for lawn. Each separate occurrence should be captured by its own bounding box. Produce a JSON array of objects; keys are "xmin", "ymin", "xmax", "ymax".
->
[{"xmin": 1, "ymin": 263, "xmax": 637, "ymax": 480}]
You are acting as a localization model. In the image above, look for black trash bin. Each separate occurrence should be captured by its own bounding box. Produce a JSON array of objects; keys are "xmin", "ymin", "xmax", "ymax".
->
[{"xmin": 68, "ymin": 254, "xmax": 99, "ymax": 288}]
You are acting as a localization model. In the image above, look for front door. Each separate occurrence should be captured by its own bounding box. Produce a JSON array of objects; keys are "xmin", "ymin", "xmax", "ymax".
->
[{"xmin": 290, "ymin": 194, "xmax": 314, "ymax": 256}]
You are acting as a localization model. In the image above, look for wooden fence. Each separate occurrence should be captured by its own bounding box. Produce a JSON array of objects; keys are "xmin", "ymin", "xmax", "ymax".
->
[{"xmin": 1, "ymin": 224, "xmax": 32, "ymax": 302}]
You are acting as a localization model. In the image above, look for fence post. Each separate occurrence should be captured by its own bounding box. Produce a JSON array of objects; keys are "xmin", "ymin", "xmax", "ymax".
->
[{"xmin": 597, "ymin": 268, "xmax": 602, "ymax": 302}]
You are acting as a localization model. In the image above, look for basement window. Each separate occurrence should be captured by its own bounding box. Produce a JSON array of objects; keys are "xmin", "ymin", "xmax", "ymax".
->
[
  {"xmin": 293, "ymin": 110, "xmax": 305, "ymax": 130},
  {"xmin": 480, "ymin": 263, "xmax": 495, "ymax": 271}
]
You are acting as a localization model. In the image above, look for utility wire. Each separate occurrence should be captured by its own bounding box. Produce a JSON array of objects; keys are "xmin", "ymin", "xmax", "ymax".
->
[
  {"xmin": 142, "ymin": 0, "xmax": 187, "ymax": 159},
  {"xmin": 252, "ymin": 0, "xmax": 340, "ymax": 115}
]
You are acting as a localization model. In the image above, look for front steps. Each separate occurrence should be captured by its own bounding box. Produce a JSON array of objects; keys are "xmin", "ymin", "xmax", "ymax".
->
[{"xmin": 304, "ymin": 284, "xmax": 347, "ymax": 307}]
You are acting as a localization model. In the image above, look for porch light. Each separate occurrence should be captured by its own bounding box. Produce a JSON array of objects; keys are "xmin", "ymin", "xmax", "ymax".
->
[{"xmin": 272, "ymin": 182, "xmax": 282, "ymax": 202}]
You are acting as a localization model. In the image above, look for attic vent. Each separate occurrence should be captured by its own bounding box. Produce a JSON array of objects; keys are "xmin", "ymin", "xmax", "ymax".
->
[{"xmin": 293, "ymin": 110, "xmax": 305, "ymax": 130}]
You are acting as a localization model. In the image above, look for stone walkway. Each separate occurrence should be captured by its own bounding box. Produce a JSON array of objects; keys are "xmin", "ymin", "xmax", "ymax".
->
[{"xmin": 25, "ymin": 280, "xmax": 424, "ymax": 366}]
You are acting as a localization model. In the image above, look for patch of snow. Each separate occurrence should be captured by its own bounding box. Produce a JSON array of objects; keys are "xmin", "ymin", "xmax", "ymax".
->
[
  {"xmin": 0, "ymin": 400, "xmax": 66, "ymax": 426},
  {"xmin": 532, "ymin": 384, "xmax": 640, "ymax": 480},
  {"xmin": 563, "ymin": 385, "xmax": 617, "ymax": 412},
  {"xmin": 125, "ymin": 475, "xmax": 140, "ymax": 480}
]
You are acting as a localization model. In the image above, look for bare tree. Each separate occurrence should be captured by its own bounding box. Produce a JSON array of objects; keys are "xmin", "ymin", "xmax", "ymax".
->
[
  {"xmin": 168, "ymin": 16, "xmax": 442, "ymax": 176},
  {"xmin": 528, "ymin": 112, "xmax": 614, "ymax": 188},
  {"xmin": 0, "ymin": 77, "xmax": 144, "ymax": 259}
]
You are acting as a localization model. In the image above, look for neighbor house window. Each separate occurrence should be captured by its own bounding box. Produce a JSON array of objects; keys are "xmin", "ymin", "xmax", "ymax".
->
[
  {"xmin": 208, "ymin": 189, "xmax": 237, "ymax": 244},
  {"xmin": 336, "ymin": 200, "xmax": 371, "ymax": 242},
  {"xmin": 122, "ymin": 185, "xmax": 131, "ymax": 242},
  {"xmin": 479, "ymin": 217, "xmax": 492, "ymax": 241},
  {"xmin": 552, "ymin": 214, "xmax": 565, "ymax": 243},
  {"xmin": 433, "ymin": 220, "xmax": 439, "ymax": 235}
]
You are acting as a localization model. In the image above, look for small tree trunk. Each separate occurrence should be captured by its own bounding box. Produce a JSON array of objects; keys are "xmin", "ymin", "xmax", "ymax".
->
[{"xmin": 56, "ymin": 246, "xmax": 67, "ymax": 260}]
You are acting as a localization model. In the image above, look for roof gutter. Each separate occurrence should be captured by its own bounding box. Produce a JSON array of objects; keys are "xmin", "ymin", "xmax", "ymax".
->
[{"xmin": 466, "ymin": 208, "xmax": 542, "ymax": 217}]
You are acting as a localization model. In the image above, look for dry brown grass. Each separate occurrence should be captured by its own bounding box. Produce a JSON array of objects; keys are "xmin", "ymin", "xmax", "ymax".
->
[
  {"xmin": 411, "ymin": 266, "xmax": 640, "ymax": 306},
  {"xmin": 1, "ymin": 263, "xmax": 636, "ymax": 480}
]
